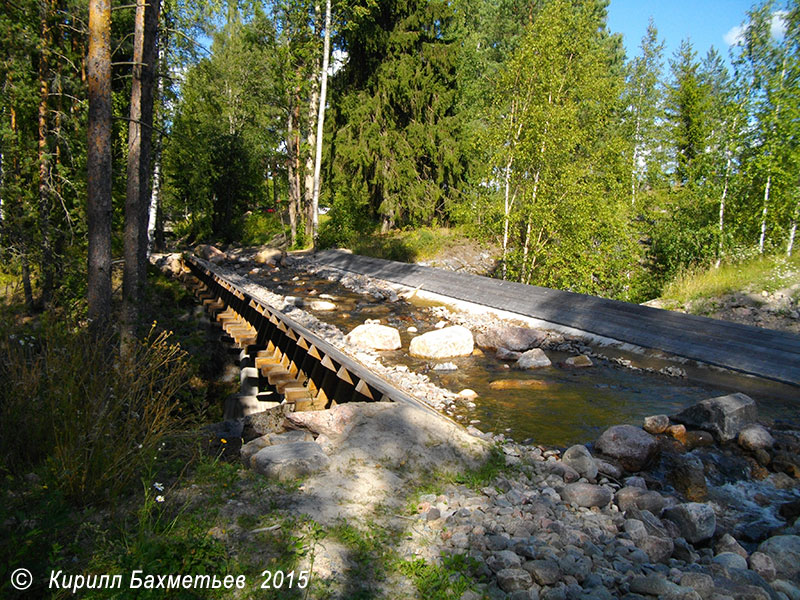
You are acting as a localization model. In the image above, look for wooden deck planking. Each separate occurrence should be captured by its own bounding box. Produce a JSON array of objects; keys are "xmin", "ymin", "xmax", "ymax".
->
[{"xmin": 314, "ymin": 250, "xmax": 800, "ymax": 387}]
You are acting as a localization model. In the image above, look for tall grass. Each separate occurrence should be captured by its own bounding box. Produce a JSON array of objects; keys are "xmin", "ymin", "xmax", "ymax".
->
[
  {"xmin": 0, "ymin": 317, "xmax": 189, "ymax": 504},
  {"xmin": 661, "ymin": 253, "xmax": 800, "ymax": 305},
  {"xmin": 351, "ymin": 227, "xmax": 456, "ymax": 263}
]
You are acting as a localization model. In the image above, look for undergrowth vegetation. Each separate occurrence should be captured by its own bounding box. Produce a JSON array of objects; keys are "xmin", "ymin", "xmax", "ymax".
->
[
  {"xmin": 321, "ymin": 225, "xmax": 463, "ymax": 264},
  {"xmin": 0, "ymin": 318, "xmax": 188, "ymax": 504},
  {"xmin": 660, "ymin": 253, "xmax": 800, "ymax": 305}
]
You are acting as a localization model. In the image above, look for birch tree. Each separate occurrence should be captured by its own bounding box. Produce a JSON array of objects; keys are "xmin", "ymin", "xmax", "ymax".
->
[
  {"xmin": 310, "ymin": 0, "xmax": 331, "ymax": 248},
  {"xmin": 624, "ymin": 20, "xmax": 665, "ymax": 206},
  {"xmin": 123, "ymin": 0, "xmax": 161, "ymax": 341},
  {"xmin": 486, "ymin": 0, "xmax": 634, "ymax": 296}
]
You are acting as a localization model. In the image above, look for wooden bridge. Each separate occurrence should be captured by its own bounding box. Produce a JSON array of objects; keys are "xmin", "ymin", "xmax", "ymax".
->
[
  {"xmin": 313, "ymin": 250, "xmax": 800, "ymax": 389},
  {"xmin": 183, "ymin": 254, "xmax": 445, "ymax": 419}
]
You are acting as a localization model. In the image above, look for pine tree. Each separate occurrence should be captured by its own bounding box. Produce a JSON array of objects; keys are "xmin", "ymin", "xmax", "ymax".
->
[{"xmin": 87, "ymin": 0, "xmax": 113, "ymax": 328}]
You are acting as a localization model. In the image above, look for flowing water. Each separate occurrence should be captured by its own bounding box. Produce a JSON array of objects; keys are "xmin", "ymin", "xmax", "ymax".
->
[
  {"xmin": 231, "ymin": 262, "xmax": 800, "ymax": 544},
  {"xmin": 246, "ymin": 266, "xmax": 799, "ymax": 448}
]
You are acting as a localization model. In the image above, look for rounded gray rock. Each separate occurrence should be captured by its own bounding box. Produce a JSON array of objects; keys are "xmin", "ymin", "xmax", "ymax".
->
[
  {"xmin": 757, "ymin": 535, "xmax": 800, "ymax": 581},
  {"xmin": 560, "ymin": 483, "xmax": 612, "ymax": 508},
  {"xmin": 748, "ymin": 551, "xmax": 776, "ymax": 582},
  {"xmin": 496, "ymin": 568, "xmax": 533, "ymax": 593},
  {"xmin": 562, "ymin": 445, "xmax": 598, "ymax": 480},
  {"xmin": 516, "ymin": 348, "xmax": 552, "ymax": 369},
  {"xmin": 595, "ymin": 425, "xmax": 659, "ymax": 472},
  {"xmin": 738, "ymin": 424, "xmax": 775, "ymax": 451},
  {"xmin": 713, "ymin": 551, "xmax": 748, "ymax": 571},
  {"xmin": 250, "ymin": 441, "xmax": 330, "ymax": 480},
  {"xmin": 643, "ymin": 414, "xmax": 670, "ymax": 434},
  {"xmin": 663, "ymin": 502, "xmax": 716, "ymax": 544}
]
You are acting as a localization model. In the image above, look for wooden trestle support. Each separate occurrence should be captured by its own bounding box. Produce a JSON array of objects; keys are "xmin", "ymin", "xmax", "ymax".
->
[{"xmin": 179, "ymin": 254, "xmax": 442, "ymax": 419}]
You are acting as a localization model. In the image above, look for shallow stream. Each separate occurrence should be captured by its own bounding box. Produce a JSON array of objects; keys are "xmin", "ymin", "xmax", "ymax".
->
[{"xmin": 245, "ymin": 264, "xmax": 799, "ymax": 448}]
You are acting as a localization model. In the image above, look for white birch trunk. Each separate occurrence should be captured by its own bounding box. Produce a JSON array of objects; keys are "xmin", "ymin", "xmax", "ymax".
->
[
  {"xmin": 502, "ymin": 157, "xmax": 514, "ymax": 280},
  {"xmin": 311, "ymin": 0, "xmax": 331, "ymax": 249},
  {"xmin": 759, "ymin": 173, "xmax": 771, "ymax": 254},
  {"xmin": 788, "ymin": 194, "xmax": 799, "ymax": 256},
  {"xmin": 715, "ymin": 153, "xmax": 732, "ymax": 268}
]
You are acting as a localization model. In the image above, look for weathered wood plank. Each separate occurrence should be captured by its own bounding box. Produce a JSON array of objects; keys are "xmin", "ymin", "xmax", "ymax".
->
[{"xmin": 314, "ymin": 250, "xmax": 800, "ymax": 387}]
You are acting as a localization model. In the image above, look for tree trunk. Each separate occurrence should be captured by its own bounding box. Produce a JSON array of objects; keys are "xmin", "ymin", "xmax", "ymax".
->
[
  {"xmin": 149, "ymin": 22, "xmax": 168, "ymax": 253},
  {"xmin": 630, "ymin": 111, "xmax": 641, "ymax": 206},
  {"xmin": 123, "ymin": 0, "xmax": 146, "ymax": 340},
  {"xmin": 272, "ymin": 161, "xmax": 279, "ymax": 208},
  {"xmin": 287, "ymin": 100, "xmax": 299, "ymax": 246},
  {"xmin": 38, "ymin": 3, "xmax": 53, "ymax": 308},
  {"xmin": 788, "ymin": 193, "xmax": 799, "ymax": 257},
  {"xmin": 303, "ymin": 2, "xmax": 321, "ymax": 243},
  {"xmin": 149, "ymin": 140, "xmax": 163, "ymax": 251},
  {"xmin": 123, "ymin": 0, "xmax": 160, "ymax": 342},
  {"xmin": 21, "ymin": 256, "xmax": 34, "ymax": 311},
  {"xmin": 715, "ymin": 153, "xmax": 732, "ymax": 268},
  {"xmin": 501, "ymin": 157, "xmax": 514, "ymax": 280},
  {"xmin": 759, "ymin": 173, "xmax": 771, "ymax": 254},
  {"xmin": 137, "ymin": 0, "xmax": 160, "ymax": 275},
  {"xmin": 87, "ymin": 0, "xmax": 113, "ymax": 330},
  {"xmin": 311, "ymin": 0, "xmax": 331, "ymax": 250}
]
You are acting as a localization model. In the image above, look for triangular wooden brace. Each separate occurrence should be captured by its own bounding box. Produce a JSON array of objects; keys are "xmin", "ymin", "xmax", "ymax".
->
[
  {"xmin": 336, "ymin": 366, "xmax": 353, "ymax": 385},
  {"xmin": 296, "ymin": 337, "xmax": 309, "ymax": 350},
  {"xmin": 320, "ymin": 354, "xmax": 336, "ymax": 371},
  {"xmin": 355, "ymin": 379, "xmax": 374, "ymax": 400},
  {"xmin": 308, "ymin": 345, "xmax": 321, "ymax": 360}
]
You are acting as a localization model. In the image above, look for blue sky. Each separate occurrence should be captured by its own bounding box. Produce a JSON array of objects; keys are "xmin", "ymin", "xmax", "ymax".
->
[{"xmin": 606, "ymin": 0, "xmax": 756, "ymax": 64}]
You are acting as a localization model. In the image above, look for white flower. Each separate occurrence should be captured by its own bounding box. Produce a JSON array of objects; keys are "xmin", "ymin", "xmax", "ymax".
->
[
  {"xmin": 153, "ymin": 482, "xmax": 164, "ymax": 492},
  {"xmin": 155, "ymin": 495, "xmax": 165, "ymax": 503}
]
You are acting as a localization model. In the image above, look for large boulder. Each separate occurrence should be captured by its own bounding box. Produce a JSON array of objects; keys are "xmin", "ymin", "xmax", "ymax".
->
[
  {"xmin": 738, "ymin": 424, "xmax": 775, "ymax": 451},
  {"xmin": 195, "ymin": 244, "xmax": 227, "ymax": 264},
  {"xmin": 672, "ymin": 392, "xmax": 757, "ymax": 442},
  {"xmin": 562, "ymin": 444, "xmax": 598, "ymax": 480},
  {"xmin": 664, "ymin": 453, "xmax": 708, "ymax": 502},
  {"xmin": 757, "ymin": 535, "xmax": 800, "ymax": 582},
  {"xmin": 475, "ymin": 325, "xmax": 546, "ymax": 352},
  {"xmin": 515, "ymin": 348, "xmax": 552, "ymax": 369},
  {"xmin": 663, "ymin": 502, "xmax": 716, "ymax": 544},
  {"xmin": 345, "ymin": 323, "xmax": 402, "ymax": 350},
  {"xmin": 254, "ymin": 247, "xmax": 282, "ymax": 265},
  {"xmin": 250, "ymin": 441, "xmax": 330, "ymax": 480},
  {"xmin": 242, "ymin": 404, "xmax": 293, "ymax": 442},
  {"xmin": 285, "ymin": 403, "xmax": 363, "ymax": 437},
  {"xmin": 615, "ymin": 486, "xmax": 666, "ymax": 514},
  {"xmin": 595, "ymin": 425, "xmax": 659, "ymax": 472},
  {"xmin": 408, "ymin": 325, "xmax": 474, "ymax": 359}
]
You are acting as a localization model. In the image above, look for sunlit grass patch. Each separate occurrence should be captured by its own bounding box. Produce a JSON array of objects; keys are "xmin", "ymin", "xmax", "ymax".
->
[
  {"xmin": 352, "ymin": 227, "xmax": 460, "ymax": 263},
  {"xmin": 661, "ymin": 253, "xmax": 800, "ymax": 305}
]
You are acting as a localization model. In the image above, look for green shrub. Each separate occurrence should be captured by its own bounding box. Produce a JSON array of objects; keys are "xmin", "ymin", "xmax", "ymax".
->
[
  {"xmin": 238, "ymin": 211, "xmax": 285, "ymax": 246},
  {"xmin": 0, "ymin": 318, "xmax": 189, "ymax": 504}
]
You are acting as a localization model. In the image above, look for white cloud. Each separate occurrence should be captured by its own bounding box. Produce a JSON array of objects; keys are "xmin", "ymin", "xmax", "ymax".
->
[
  {"xmin": 725, "ymin": 11, "xmax": 788, "ymax": 47},
  {"xmin": 724, "ymin": 24, "xmax": 746, "ymax": 46},
  {"xmin": 771, "ymin": 11, "xmax": 788, "ymax": 39}
]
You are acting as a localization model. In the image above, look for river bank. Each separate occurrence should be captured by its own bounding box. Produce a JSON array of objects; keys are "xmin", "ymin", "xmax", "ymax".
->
[{"xmin": 152, "ymin": 248, "xmax": 800, "ymax": 599}]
